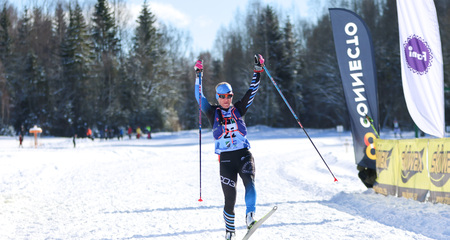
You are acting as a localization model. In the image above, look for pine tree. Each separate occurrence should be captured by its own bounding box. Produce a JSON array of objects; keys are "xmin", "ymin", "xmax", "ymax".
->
[
  {"xmin": 279, "ymin": 17, "xmax": 300, "ymax": 127},
  {"xmin": 129, "ymin": 1, "xmax": 166, "ymax": 129},
  {"xmin": 0, "ymin": 2, "xmax": 11, "ymax": 62},
  {"xmin": 302, "ymin": 14, "xmax": 345, "ymax": 127},
  {"xmin": 12, "ymin": 7, "xmax": 33, "ymax": 128},
  {"xmin": 91, "ymin": 0, "xmax": 120, "ymax": 127},
  {"xmin": 60, "ymin": 2, "xmax": 94, "ymax": 135},
  {"xmin": 0, "ymin": 2, "xmax": 12, "ymax": 126},
  {"xmin": 255, "ymin": 6, "xmax": 284, "ymax": 127},
  {"xmin": 47, "ymin": 2, "xmax": 66, "ymax": 135},
  {"xmin": 373, "ymin": 0, "xmax": 406, "ymax": 128},
  {"xmin": 92, "ymin": 0, "xmax": 119, "ymax": 55}
]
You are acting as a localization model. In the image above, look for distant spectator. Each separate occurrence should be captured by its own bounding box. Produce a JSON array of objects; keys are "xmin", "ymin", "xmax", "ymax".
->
[
  {"xmin": 19, "ymin": 134, "xmax": 23, "ymax": 148},
  {"xmin": 73, "ymin": 134, "xmax": 77, "ymax": 148},
  {"xmin": 146, "ymin": 125, "xmax": 152, "ymax": 139},
  {"xmin": 118, "ymin": 128, "xmax": 124, "ymax": 140},
  {"xmin": 393, "ymin": 118, "xmax": 402, "ymax": 138},
  {"xmin": 104, "ymin": 127, "xmax": 109, "ymax": 140},
  {"xmin": 136, "ymin": 126, "xmax": 142, "ymax": 139},
  {"xmin": 86, "ymin": 128, "xmax": 94, "ymax": 141},
  {"xmin": 18, "ymin": 125, "xmax": 26, "ymax": 147},
  {"xmin": 128, "ymin": 126, "xmax": 133, "ymax": 139}
]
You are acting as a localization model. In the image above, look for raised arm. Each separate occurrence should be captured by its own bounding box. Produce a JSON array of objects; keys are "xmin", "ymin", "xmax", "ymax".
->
[
  {"xmin": 194, "ymin": 60, "xmax": 212, "ymax": 113},
  {"xmin": 235, "ymin": 54, "xmax": 265, "ymax": 116}
]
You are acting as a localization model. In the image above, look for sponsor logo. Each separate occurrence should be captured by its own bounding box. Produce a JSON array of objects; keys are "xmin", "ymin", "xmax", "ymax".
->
[
  {"xmin": 429, "ymin": 144, "xmax": 450, "ymax": 187},
  {"xmin": 403, "ymin": 35, "xmax": 433, "ymax": 75},
  {"xmin": 376, "ymin": 148, "xmax": 392, "ymax": 174},
  {"xmin": 221, "ymin": 176, "xmax": 236, "ymax": 188},
  {"xmin": 400, "ymin": 145, "xmax": 425, "ymax": 183},
  {"xmin": 343, "ymin": 22, "xmax": 371, "ymax": 129},
  {"xmin": 242, "ymin": 161, "xmax": 254, "ymax": 174},
  {"xmin": 364, "ymin": 132, "xmax": 377, "ymax": 160}
]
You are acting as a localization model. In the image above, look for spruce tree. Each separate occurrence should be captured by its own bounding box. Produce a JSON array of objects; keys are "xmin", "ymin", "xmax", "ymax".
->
[
  {"xmin": 130, "ymin": 1, "xmax": 165, "ymax": 128},
  {"xmin": 0, "ymin": 3, "xmax": 12, "ymax": 126},
  {"xmin": 60, "ymin": 2, "xmax": 94, "ymax": 135},
  {"xmin": 13, "ymin": 7, "xmax": 33, "ymax": 129},
  {"xmin": 91, "ymin": 0, "xmax": 120, "ymax": 127}
]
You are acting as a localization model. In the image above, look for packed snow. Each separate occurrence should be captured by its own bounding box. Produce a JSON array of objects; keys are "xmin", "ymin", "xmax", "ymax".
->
[{"xmin": 0, "ymin": 126, "xmax": 449, "ymax": 239}]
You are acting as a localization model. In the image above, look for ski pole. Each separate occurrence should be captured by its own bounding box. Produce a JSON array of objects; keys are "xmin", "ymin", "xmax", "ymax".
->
[
  {"xmin": 365, "ymin": 114, "xmax": 380, "ymax": 138},
  {"xmin": 197, "ymin": 70, "xmax": 203, "ymax": 202},
  {"xmin": 263, "ymin": 66, "xmax": 338, "ymax": 182}
]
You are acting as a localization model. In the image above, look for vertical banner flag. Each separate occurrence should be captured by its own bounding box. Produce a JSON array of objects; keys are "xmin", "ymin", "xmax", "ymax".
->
[
  {"xmin": 397, "ymin": 0, "xmax": 444, "ymax": 138},
  {"xmin": 329, "ymin": 8, "xmax": 379, "ymax": 169}
]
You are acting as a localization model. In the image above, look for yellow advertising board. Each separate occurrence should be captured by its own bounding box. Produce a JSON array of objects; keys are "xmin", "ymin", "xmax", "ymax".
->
[
  {"xmin": 396, "ymin": 139, "xmax": 429, "ymax": 202},
  {"xmin": 373, "ymin": 139, "xmax": 398, "ymax": 196},
  {"xmin": 428, "ymin": 138, "xmax": 450, "ymax": 204}
]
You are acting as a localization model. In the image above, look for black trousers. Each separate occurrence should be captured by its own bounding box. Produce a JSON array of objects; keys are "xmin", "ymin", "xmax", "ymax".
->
[{"xmin": 220, "ymin": 148, "xmax": 256, "ymax": 217}]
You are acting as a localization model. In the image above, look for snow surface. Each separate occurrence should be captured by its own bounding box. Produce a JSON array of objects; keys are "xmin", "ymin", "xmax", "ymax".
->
[{"xmin": 1, "ymin": 126, "xmax": 449, "ymax": 240}]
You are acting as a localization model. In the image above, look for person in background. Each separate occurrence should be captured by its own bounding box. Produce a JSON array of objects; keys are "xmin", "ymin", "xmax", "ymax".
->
[
  {"xmin": 194, "ymin": 54, "xmax": 265, "ymax": 240},
  {"xmin": 136, "ymin": 126, "xmax": 142, "ymax": 139},
  {"xmin": 118, "ymin": 127, "xmax": 124, "ymax": 140},
  {"xmin": 86, "ymin": 127, "xmax": 94, "ymax": 141},
  {"xmin": 73, "ymin": 134, "xmax": 77, "ymax": 148},
  {"xmin": 128, "ymin": 126, "xmax": 133, "ymax": 139},
  {"xmin": 19, "ymin": 125, "xmax": 25, "ymax": 147},
  {"xmin": 146, "ymin": 125, "xmax": 152, "ymax": 139},
  {"xmin": 393, "ymin": 118, "xmax": 402, "ymax": 138},
  {"xmin": 19, "ymin": 134, "xmax": 23, "ymax": 148}
]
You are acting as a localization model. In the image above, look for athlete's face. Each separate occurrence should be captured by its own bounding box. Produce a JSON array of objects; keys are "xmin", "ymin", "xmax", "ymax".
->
[{"xmin": 218, "ymin": 94, "xmax": 233, "ymax": 109}]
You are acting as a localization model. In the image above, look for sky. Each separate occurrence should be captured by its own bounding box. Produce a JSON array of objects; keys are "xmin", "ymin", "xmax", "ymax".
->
[
  {"xmin": 15, "ymin": 0, "xmax": 323, "ymax": 54},
  {"xmin": 127, "ymin": 0, "xmax": 320, "ymax": 54},
  {"xmin": 1, "ymin": 127, "xmax": 449, "ymax": 239}
]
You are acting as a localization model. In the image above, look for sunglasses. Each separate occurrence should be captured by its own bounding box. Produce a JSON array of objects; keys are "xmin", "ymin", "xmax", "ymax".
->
[{"xmin": 218, "ymin": 94, "xmax": 233, "ymax": 99}]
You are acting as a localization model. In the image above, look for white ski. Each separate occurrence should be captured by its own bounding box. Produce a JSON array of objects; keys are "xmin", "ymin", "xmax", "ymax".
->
[{"xmin": 242, "ymin": 206, "xmax": 277, "ymax": 240}]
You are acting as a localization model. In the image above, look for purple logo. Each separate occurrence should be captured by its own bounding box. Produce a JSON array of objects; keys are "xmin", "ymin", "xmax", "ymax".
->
[{"xmin": 403, "ymin": 35, "xmax": 433, "ymax": 75}]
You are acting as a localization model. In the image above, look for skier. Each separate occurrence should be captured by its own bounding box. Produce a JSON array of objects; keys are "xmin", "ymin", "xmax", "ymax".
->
[{"xmin": 195, "ymin": 54, "xmax": 264, "ymax": 240}]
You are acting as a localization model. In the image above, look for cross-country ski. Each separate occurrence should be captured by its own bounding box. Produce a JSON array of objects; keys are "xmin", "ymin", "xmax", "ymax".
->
[{"xmin": 242, "ymin": 206, "xmax": 277, "ymax": 240}]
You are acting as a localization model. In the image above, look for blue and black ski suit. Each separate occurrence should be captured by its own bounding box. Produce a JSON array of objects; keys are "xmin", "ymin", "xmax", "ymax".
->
[{"xmin": 195, "ymin": 72, "xmax": 261, "ymax": 234}]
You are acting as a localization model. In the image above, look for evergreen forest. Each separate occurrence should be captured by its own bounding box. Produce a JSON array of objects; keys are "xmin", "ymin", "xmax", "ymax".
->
[{"xmin": 1, "ymin": 0, "xmax": 450, "ymax": 137}]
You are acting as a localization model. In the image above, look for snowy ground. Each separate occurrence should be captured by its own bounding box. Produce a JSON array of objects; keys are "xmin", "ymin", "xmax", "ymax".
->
[{"xmin": 0, "ymin": 126, "xmax": 449, "ymax": 240}]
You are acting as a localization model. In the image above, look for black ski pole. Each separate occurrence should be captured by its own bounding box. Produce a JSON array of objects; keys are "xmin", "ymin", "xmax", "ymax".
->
[{"xmin": 263, "ymin": 66, "xmax": 338, "ymax": 182}]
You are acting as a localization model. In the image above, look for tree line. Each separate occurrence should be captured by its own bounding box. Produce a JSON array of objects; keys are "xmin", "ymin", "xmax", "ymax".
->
[{"xmin": 0, "ymin": 0, "xmax": 449, "ymax": 137}]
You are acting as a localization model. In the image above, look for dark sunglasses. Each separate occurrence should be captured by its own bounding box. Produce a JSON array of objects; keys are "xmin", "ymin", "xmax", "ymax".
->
[{"xmin": 218, "ymin": 94, "xmax": 233, "ymax": 99}]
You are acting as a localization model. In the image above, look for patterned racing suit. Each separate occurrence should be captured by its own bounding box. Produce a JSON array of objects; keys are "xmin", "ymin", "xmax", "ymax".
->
[{"xmin": 195, "ymin": 72, "xmax": 261, "ymax": 234}]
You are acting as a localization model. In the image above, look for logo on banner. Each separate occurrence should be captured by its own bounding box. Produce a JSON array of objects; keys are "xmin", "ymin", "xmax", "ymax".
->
[
  {"xmin": 376, "ymin": 148, "xmax": 392, "ymax": 174},
  {"xmin": 403, "ymin": 35, "xmax": 433, "ymax": 75},
  {"xmin": 430, "ymin": 144, "xmax": 450, "ymax": 187},
  {"xmin": 364, "ymin": 132, "xmax": 377, "ymax": 160},
  {"xmin": 400, "ymin": 146, "xmax": 425, "ymax": 183}
]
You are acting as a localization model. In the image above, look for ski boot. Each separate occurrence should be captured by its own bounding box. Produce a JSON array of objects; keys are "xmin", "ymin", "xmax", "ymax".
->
[
  {"xmin": 246, "ymin": 211, "xmax": 256, "ymax": 229},
  {"xmin": 225, "ymin": 231, "xmax": 236, "ymax": 240}
]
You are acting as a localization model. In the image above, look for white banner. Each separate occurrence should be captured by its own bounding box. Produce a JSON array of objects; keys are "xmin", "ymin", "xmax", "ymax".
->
[{"xmin": 397, "ymin": 0, "xmax": 444, "ymax": 138}]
